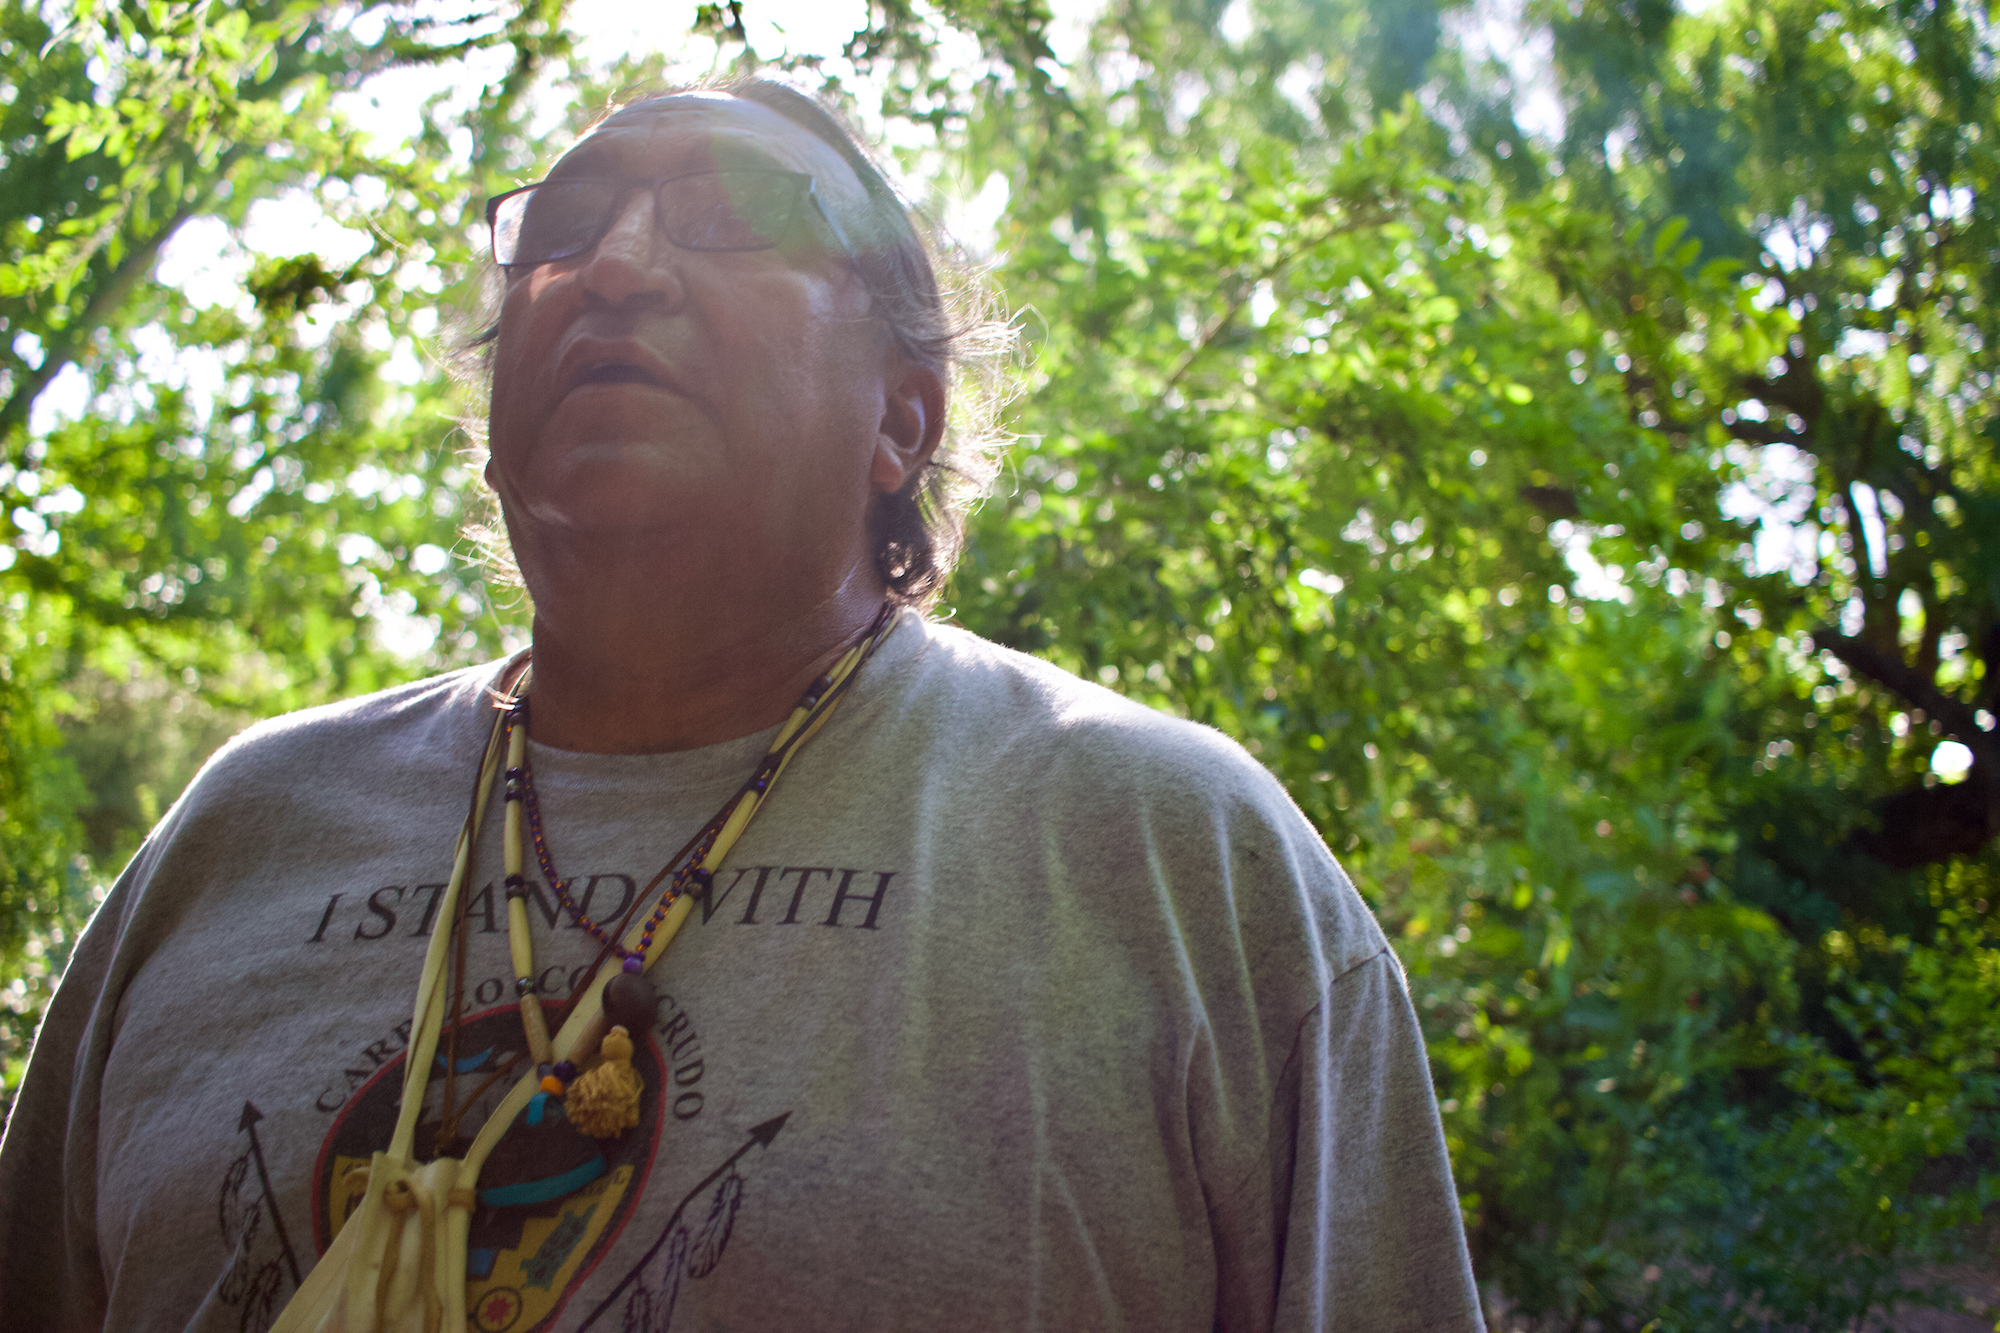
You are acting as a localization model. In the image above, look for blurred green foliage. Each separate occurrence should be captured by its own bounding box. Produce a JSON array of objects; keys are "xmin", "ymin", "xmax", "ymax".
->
[{"xmin": 0, "ymin": 0, "xmax": 1995, "ymax": 1327}]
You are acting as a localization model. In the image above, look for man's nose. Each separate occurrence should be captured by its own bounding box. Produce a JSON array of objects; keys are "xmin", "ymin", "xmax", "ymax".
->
[{"xmin": 577, "ymin": 191, "xmax": 683, "ymax": 306}]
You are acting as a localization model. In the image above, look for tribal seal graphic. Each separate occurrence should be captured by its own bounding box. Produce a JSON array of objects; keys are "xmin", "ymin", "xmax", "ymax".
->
[{"xmin": 310, "ymin": 1002, "xmax": 664, "ymax": 1331}]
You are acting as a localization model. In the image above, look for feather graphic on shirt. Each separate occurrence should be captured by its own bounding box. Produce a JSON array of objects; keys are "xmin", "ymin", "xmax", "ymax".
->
[
  {"xmin": 215, "ymin": 1101, "xmax": 301, "ymax": 1333},
  {"xmin": 217, "ymin": 1154, "xmax": 260, "ymax": 1290},
  {"xmin": 614, "ymin": 1170, "xmax": 741, "ymax": 1333},
  {"xmin": 619, "ymin": 1227, "xmax": 689, "ymax": 1333},
  {"xmin": 579, "ymin": 1113, "xmax": 789, "ymax": 1333},
  {"xmin": 686, "ymin": 1169, "xmax": 743, "ymax": 1277}
]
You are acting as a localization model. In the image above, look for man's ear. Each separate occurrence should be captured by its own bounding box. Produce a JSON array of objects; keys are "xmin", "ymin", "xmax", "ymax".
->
[{"xmin": 872, "ymin": 359, "xmax": 946, "ymax": 494}]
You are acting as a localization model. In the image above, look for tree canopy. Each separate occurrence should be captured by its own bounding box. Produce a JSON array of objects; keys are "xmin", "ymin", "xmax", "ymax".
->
[{"xmin": 3, "ymin": 0, "xmax": 1996, "ymax": 1327}]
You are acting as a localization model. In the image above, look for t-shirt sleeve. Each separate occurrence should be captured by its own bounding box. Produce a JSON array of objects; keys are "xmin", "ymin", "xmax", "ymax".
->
[
  {"xmin": 0, "ymin": 849, "xmax": 141, "ymax": 1333},
  {"xmin": 1259, "ymin": 949, "xmax": 1484, "ymax": 1333},
  {"xmin": 1045, "ymin": 695, "xmax": 1486, "ymax": 1333}
]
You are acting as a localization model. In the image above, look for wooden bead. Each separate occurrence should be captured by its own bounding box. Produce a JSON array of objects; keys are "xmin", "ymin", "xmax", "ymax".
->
[{"xmin": 602, "ymin": 971, "xmax": 658, "ymax": 1033}]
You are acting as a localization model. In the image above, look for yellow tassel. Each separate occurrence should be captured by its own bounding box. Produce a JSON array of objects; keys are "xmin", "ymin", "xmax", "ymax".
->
[{"xmin": 565, "ymin": 1025, "xmax": 643, "ymax": 1138}]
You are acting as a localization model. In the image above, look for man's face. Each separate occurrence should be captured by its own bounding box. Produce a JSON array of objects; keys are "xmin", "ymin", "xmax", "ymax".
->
[{"xmin": 485, "ymin": 96, "xmax": 917, "ymax": 594}]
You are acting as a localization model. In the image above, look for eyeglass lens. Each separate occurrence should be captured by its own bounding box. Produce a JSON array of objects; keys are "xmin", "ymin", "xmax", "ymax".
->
[{"xmin": 492, "ymin": 171, "xmax": 808, "ymax": 267}]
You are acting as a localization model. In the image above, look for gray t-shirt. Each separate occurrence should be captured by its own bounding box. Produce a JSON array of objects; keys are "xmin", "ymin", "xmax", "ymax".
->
[{"xmin": 0, "ymin": 613, "xmax": 1483, "ymax": 1332}]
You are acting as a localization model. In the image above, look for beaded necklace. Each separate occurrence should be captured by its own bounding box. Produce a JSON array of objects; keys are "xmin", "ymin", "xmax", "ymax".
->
[
  {"xmin": 447, "ymin": 602, "xmax": 899, "ymax": 1138},
  {"xmin": 266, "ymin": 608, "xmax": 900, "ymax": 1333}
]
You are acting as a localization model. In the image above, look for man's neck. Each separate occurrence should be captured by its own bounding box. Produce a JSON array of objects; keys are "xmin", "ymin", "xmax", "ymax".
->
[{"xmin": 516, "ymin": 544, "xmax": 890, "ymax": 755}]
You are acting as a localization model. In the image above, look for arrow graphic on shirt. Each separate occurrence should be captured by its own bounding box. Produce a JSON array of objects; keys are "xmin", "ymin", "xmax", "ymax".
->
[
  {"xmin": 236, "ymin": 1101, "xmax": 304, "ymax": 1287},
  {"xmin": 576, "ymin": 1111, "xmax": 791, "ymax": 1332}
]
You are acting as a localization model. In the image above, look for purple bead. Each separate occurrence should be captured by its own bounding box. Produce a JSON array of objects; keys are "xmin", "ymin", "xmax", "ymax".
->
[
  {"xmin": 623, "ymin": 954, "xmax": 643, "ymax": 974},
  {"xmin": 552, "ymin": 1060, "xmax": 578, "ymax": 1083}
]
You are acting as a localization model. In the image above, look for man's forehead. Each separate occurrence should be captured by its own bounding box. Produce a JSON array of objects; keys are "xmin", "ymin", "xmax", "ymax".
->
[{"xmin": 555, "ymin": 96, "xmax": 857, "ymax": 187}]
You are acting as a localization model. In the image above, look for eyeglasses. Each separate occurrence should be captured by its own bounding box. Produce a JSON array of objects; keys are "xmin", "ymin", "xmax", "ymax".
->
[{"xmin": 485, "ymin": 169, "xmax": 859, "ymax": 269}]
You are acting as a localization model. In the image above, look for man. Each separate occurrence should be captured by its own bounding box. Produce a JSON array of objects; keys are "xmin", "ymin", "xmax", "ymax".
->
[{"xmin": 0, "ymin": 80, "xmax": 1484, "ymax": 1331}]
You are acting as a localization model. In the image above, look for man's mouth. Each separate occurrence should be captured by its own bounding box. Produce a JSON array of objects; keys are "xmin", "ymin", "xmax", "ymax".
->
[
  {"xmin": 554, "ymin": 338, "xmax": 686, "ymax": 401},
  {"xmin": 573, "ymin": 362, "xmax": 660, "ymax": 388}
]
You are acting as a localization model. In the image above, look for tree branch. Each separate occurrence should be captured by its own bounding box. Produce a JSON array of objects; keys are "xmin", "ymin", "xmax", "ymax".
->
[
  {"xmin": 0, "ymin": 207, "xmax": 192, "ymax": 458},
  {"xmin": 1811, "ymin": 625, "xmax": 1998, "ymax": 768},
  {"xmin": 0, "ymin": 143, "xmax": 245, "ymax": 460},
  {"xmin": 1723, "ymin": 419, "xmax": 1806, "ymax": 447},
  {"xmin": 1815, "ymin": 625, "xmax": 2000, "ymax": 863},
  {"xmin": 1164, "ymin": 206, "xmax": 1388, "ymax": 389}
]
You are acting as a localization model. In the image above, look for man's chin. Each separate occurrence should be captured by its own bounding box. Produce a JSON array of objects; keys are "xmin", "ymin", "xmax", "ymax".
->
[
  {"xmin": 510, "ymin": 502, "xmax": 690, "ymax": 542},
  {"xmin": 499, "ymin": 453, "xmax": 727, "ymax": 533}
]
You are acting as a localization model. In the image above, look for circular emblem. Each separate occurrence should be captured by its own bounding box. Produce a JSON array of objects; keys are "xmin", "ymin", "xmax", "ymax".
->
[
  {"xmin": 473, "ymin": 1286, "xmax": 524, "ymax": 1332},
  {"xmin": 310, "ymin": 1002, "xmax": 665, "ymax": 1331}
]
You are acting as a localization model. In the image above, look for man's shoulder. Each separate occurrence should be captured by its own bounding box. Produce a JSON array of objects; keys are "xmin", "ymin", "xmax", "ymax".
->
[
  {"xmin": 901, "ymin": 619, "xmax": 1387, "ymax": 974},
  {"xmin": 184, "ymin": 661, "xmax": 507, "ymax": 804},
  {"xmin": 900, "ymin": 618, "xmax": 1301, "ymax": 816}
]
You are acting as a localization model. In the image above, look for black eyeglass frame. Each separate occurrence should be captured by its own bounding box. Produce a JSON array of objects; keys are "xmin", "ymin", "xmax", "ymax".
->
[{"xmin": 483, "ymin": 168, "xmax": 860, "ymax": 271}]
